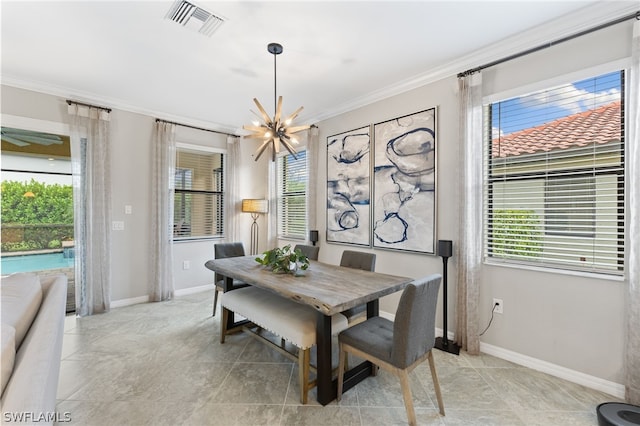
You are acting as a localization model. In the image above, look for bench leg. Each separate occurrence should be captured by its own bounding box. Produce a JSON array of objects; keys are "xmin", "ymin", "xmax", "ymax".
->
[
  {"xmin": 220, "ymin": 307, "xmax": 229, "ymax": 344},
  {"xmin": 337, "ymin": 343, "xmax": 346, "ymax": 401},
  {"xmin": 299, "ymin": 348, "xmax": 310, "ymax": 404},
  {"xmin": 212, "ymin": 286, "xmax": 219, "ymax": 316}
]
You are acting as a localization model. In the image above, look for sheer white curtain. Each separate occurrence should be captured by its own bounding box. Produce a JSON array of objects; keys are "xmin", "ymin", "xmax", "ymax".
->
[
  {"xmin": 625, "ymin": 19, "xmax": 640, "ymax": 405},
  {"xmin": 68, "ymin": 104, "xmax": 112, "ymax": 316},
  {"xmin": 306, "ymin": 127, "xmax": 319, "ymax": 235},
  {"xmin": 226, "ymin": 135, "xmax": 241, "ymax": 242},
  {"xmin": 455, "ymin": 72, "xmax": 483, "ymax": 354},
  {"xmin": 149, "ymin": 121, "xmax": 176, "ymax": 302}
]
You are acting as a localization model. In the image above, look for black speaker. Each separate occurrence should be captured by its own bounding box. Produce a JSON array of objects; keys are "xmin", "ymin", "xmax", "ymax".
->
[
  {"xmin": 309, "ymin": 230, "xmax": 319, "ymax": 246},
  {"xmin": 437, "ymin": 240, "xmax": 452, "ymax": 258}
]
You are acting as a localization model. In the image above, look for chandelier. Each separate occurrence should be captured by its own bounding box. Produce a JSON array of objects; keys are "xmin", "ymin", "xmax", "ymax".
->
[{"xmin": 243, "ymin": 43, "xmax": 310, "ymax": 162}]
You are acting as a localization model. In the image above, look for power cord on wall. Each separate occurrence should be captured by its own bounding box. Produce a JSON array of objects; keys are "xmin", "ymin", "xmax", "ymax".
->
[{"xmin": 479, "ymin": 302, "xmax": 500, "ymax": 336}]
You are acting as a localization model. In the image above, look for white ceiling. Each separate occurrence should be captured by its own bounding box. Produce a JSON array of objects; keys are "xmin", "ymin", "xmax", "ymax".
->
[{"xmin": 1, "ymin": 1, "xmax": 637, "ymax": 134}]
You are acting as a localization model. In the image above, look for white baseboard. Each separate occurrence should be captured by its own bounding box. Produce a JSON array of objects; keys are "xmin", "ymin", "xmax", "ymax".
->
[
  {"xmin": 110, "ymin": 295, "xmax": 149, "ymax": 308},
  {"xmin": 405, "ymin": 319, "xmax": 624, "ymax": 399},
  {"xmin": 480, "ymin": 342, "xmax": 625, "ymax": 399},
  {"xmin": 110, "ymin": 284, "xmax": 214, "ymax": 308},
  {"xmin": 174, "ymin": 283, "xmax": 215, "ymax": 296}
]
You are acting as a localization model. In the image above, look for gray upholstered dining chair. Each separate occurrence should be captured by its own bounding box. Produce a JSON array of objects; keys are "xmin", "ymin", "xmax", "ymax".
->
[
  {"xmin": 294, "ymin": 244, "xmax": 320, "ymax": 261},
  {"xmin": 340, "ymin": 250, "xmax": 376, "ymax": 322},
  {"xmin": 337, "ymin": 274, "xmax": 445, "ymax": 425},
  {"xmin": 211, "ymin": 242, "xmax": 248, "ymax": 316},
  {"xmin": 340, "ymin": 250, "xmax": 376, "ymax": 271}
]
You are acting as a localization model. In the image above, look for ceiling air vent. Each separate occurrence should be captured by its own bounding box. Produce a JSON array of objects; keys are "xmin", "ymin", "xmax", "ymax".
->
[{"xmin": 165, "ymin": 0, "xmax": 225, "ymax": 37}]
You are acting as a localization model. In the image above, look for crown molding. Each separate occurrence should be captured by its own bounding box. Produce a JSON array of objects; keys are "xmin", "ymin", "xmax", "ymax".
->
[
  {"xmin": 2, "ymin": 2, "xmax": 637, "ymax": 130},
  {"xmin": 307, "ymin": 1, "xmax": 639, "ymax": 124},
  {"xmin": 1, "ymin": 76, "xmax": 239, "ymax": 136}
]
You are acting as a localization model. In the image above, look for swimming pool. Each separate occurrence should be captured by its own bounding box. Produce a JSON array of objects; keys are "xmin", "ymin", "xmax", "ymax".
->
[{"xmin": 1, "ymin": 252, "xmax": 74, "ymax": 275}]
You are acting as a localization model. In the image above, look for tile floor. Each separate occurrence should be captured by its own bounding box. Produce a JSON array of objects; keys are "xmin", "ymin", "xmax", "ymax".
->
[{"xmin": 56, "ymin": 291, "xmax": 619, "ymax": 425}]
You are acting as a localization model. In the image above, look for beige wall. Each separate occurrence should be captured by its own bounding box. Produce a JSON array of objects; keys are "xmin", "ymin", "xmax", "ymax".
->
[
  {"xmin": 312, "ymin": 18, "xmax": 633, "ymax": 389},
  {"xmin": 0, "ymin": 86, "xmax": 266, "ymax": 297}
]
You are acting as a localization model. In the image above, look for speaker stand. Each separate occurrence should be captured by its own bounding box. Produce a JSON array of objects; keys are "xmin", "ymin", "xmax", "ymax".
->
[{"xmin": 434, "ymin": 254, "xmax": 460, "ymax": 355}]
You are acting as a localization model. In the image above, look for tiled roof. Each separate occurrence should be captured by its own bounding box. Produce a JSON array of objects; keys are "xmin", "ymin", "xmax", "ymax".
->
[{"xmin": 493, "ymin": 101, "xmax": 621, "ymax": 158}]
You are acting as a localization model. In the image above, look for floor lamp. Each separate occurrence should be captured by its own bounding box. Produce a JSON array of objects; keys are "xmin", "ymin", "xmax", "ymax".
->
[
  {"xmin": 434, "ymin": 239, "xmax": 460, "ymax": 355},
  {"xmin": 242, "ymin": 199, "xmax": 268, "ymax": 255}
]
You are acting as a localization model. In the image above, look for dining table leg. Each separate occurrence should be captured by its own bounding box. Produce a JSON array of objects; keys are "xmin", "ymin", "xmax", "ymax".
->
[
  {"xmin": 316, "ymin": 313, "xmax": 334, "ymax": 405},
  {"xmin": 315, "ymin": 299, "xmax": 381, "ymax": 405}
]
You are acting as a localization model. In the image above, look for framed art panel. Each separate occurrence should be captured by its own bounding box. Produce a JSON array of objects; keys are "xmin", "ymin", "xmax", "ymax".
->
[
  {"xmin": 373, "ymin": 108, "xmax": 437, "ymax": 254},
  {"xmin": 326, "ymin": 126, "xmax": 371, "ymax": 246}
]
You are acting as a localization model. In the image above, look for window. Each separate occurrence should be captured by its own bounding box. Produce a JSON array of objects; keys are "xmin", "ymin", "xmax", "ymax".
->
[
  {"xmin": 173, "ymin": 146, "xmax": 224, "ymax": 240},
  {"xmin": 544, "ymin": 176, "xmax": 595, "ymax": 238},
  {"xmin": 277, "ymin": 150, "xmax": 307, "ymax": 239},
  {"xmin": 484, "ymin": 71, "xmax": 624, "ymax": 275}
]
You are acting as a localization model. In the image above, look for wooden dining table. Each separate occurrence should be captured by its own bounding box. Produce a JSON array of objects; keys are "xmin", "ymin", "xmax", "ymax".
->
[{"xmin": 204, "ymin": 255, "xmax": 412, "ymax": 405}]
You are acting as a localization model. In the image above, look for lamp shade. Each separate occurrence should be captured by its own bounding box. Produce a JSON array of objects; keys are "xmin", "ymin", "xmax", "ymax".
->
[
  {"xmin": 437, "ymin": 240, "xmax": 453, "ymax": 258},
  {"xmin": 309, "ymin": 230, "xmax": 319, "ymax": 243},
  {"xmin": 242, "ymin": 199, "xmax": 268, "ymax": 214}
]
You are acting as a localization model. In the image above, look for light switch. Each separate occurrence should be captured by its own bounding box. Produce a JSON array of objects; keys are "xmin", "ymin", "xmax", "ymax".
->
[
  {"xmin": 112, "ymin": 221, "xmax": 125, "ymax": 231},
  {"xmin": 125, "ymin": 205, "xmax": 132, "ymax": 214}
]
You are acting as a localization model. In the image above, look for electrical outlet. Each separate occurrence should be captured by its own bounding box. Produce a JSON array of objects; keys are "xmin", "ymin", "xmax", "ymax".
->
[
  {"xmin": 493, "ymin": 298, "xmax": 503, "ymax": 314},
  {"xmin": 183, "ymin": 260, "xmax": 190, "ymax": 270}
]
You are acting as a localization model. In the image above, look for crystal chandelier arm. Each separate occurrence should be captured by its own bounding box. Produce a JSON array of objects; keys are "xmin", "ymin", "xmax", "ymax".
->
[
  {"xmin": 253, "ymin": 98, "xmax": 272, "ymax": 124},
  {"xmin": 284, "ymin": 124, "xmax": 311, "ymax": 134},
  {"xmin": 250, "ymin": 109, "xmax": 265, "ymax": 123},
  {"xmin": 243, "ymin": 124, "xmax": 268, "ymax": 132},
  {"xmin": 273, "ymin": 134, "xmax": 281, "ymax": 154},
  {"xmin": 254, "ymin": 139, "xmax": 272, "ymax": 161},
  {"xmin": 280, "ymin": 137, "xmax": 298, "ymax": 157},
  {"xmin": 283, "ymin": 106, "xmax": 304, "ymax": 124},
  {"xmin": 243, "ymin": 133, "xmax": 270, "ymax": 140}
]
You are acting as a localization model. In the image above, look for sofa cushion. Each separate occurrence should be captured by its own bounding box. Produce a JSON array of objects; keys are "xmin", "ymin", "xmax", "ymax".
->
[
  {"xmin": 1, "ymin": 273, "xmax": 43, "ymax": 348},
  {"xmin": 1, "ymin": 323, "xmax": 16, "ymax": 396}
]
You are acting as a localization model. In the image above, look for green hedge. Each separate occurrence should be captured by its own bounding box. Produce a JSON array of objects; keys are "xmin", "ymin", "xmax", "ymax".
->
[
  {"xmin": 1, "ymin": 179, "xmax": 73, "ymax": 252},
  {"xmin": 491, "ymin": 209, "xmax": 542, "ymax": 259}
]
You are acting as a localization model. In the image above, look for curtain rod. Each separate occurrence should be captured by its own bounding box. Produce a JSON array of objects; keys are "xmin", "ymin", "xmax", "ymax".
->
[
  {"xmin": 66, "ymin": 99, "xmax": 112, "ymax": 113},
  {"xmin": 155, "ymin": 118, "xmax": 239, "ymax": 137},
  {"xmin": 458, "ymin": 10, "xmax": 640, "ymax": 78}
]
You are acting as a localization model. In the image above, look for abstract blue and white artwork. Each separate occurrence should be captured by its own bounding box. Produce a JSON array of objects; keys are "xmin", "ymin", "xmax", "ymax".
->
[
  {"xmin": 326, "ymin": 126, "xmax": 371, "ymax": 246},
  {"xmin": 373, "ymin": 108, "xmax": 436, "ymax": 254}
]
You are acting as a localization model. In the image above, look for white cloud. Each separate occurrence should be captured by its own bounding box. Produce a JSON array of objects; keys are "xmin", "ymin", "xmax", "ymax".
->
[{"xmin": 520, "ymin": 83, "xmax": 619, "ymax": 114}]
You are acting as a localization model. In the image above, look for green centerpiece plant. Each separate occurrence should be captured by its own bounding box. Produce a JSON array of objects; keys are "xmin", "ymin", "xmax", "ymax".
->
[{"xmin": 255, "ymin": 244, "xmax": 309, "ymax": 275}]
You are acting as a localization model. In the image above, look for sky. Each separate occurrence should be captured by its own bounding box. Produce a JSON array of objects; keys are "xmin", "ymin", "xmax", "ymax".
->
[{"xmin": 491, "ymin": 71, "xmax": 622, "ymax": 138}]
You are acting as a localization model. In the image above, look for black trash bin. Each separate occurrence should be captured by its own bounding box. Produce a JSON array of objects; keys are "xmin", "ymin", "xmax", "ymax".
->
[{"xmin": 597, "ymin": 402, "xmax": 640, "ymax": 426}]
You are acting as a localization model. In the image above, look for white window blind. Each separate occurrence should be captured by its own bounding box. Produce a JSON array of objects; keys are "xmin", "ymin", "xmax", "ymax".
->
[
  {"xmin": 484, "ymin": 70, "xmax": 624, "ymax": 275},
  {"xmin": 277, "ymin": 150, "xmax": 307, "ymax": 239},
  {"xmin": 174, "ymin": 148, "xmax": 224, "ymax": 239}
]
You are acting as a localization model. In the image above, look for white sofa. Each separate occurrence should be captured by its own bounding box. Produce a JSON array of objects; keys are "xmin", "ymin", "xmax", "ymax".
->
[{"xmin": 1, "ymin": 273, "xmax": 67, "ymax": 425}]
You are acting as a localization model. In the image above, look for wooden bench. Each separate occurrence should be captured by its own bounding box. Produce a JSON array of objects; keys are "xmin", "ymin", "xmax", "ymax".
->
[{"xmin": 220, "ymin": 286, "xmax": 349, "ymax": 403}]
